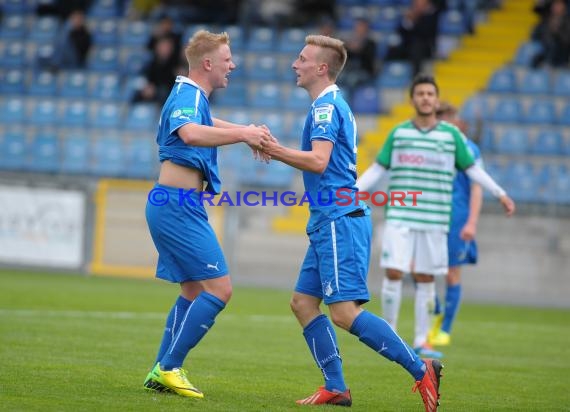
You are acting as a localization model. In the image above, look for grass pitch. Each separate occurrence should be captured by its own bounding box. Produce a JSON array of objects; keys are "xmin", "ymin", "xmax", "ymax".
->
[{"xmin": 0, "ymin": 270, "xmax": 568, "ymax": 411}]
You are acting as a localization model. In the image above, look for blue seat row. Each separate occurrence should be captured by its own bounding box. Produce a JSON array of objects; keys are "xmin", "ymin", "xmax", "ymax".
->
[
  {"xmin": 487, "ymin": 67, "xmax": 570, "ymax": 96},
  {"xmin": 480, "ymin": 125, "xmax": 570, "ymax": 156},
  {"xmin": 0, "ymin": 129, "xmax": 158, "ymax": 179}
]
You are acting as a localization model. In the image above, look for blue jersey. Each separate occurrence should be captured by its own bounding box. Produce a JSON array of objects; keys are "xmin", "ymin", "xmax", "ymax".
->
[
  {"xmin": 450, "ymin": 139, "xmax": 482, "ymax": 226},
  {"xmin": 302, "ymin": 85, "xmax": 360, "ymax": 233},
  {"xmin": 157, "ymin": 75, "xmax": 221, "ymax": 194}
]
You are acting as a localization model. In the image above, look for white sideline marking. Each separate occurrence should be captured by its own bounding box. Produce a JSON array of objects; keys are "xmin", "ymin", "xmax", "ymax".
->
[{"xmin": 0, "ymin": 309, "xmax": 294, "ymax": 322}]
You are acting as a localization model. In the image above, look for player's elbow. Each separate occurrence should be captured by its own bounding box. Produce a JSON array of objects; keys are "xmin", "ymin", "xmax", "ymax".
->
[{"xmin": 310, "ymin": 157, "xmax": 329, "ymax": 174}]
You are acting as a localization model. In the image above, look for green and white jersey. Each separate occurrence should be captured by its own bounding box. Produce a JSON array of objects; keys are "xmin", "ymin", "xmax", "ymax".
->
[{"xmin": 376, "ymin": 120, "xmax": 474, "ymax": 231}]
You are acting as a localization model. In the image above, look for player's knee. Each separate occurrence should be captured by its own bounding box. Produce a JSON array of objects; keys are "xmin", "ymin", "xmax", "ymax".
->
[
  {"xmin": 386, "ymin": 268, "xmax": 403, "ymax": 280},
  {"xmin": 329, "ymin": 311, "xmax": 352, "ymax": 331}
]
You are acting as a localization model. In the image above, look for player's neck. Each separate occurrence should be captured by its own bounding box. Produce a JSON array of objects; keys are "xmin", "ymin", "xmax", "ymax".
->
[{"xmin": 413, "ymin": 115, "xmax": 437, "ymax": 130}]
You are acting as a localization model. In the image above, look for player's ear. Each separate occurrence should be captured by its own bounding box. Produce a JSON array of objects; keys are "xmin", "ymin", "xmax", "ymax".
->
[{"xmin": 203, "ymin": 57, "xmax": 212, "ymax": 71}]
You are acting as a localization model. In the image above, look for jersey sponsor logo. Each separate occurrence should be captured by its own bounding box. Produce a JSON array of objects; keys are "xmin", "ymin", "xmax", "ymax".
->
[
  {"xmin": 397, "ymin": 153, "xmax": 446, "ymax": 167},
  {"xmin": 171, "ymin": 107, "xmax": 197, "ymax": 118},
  {"xmin": 314, "ymin": 104, "xmax": 333, "ymax": 123}
]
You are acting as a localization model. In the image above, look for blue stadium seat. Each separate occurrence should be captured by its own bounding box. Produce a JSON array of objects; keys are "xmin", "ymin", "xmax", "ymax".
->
[
  {"xmin": 223, "ymin": 25, "xmax": 245, "ymax": 51},
  {"xmin": 378, "ymin": 61, "xmax": 412, "ymax": 88},
  {"xmin": 60, "ymin": 101, "xmax": 89, "ymax": 128},
  {"xmin": 0, "ymin": 15, "xmax": 26, "ymax": 39},
  {"xmin": 0, "ymin": 97, "xmax": 26, "ymax": 124},
  {"xmin": 124, "ymin": 103, "xmax": 158, "ymax": 131},
  {"xmin": 371, "ymin": 6, "xmax": 400, "ymax": 32},
  {"xmin": 551, "ymin": 70, "xmax": 570, "ymax": 96},
  {"xmin": 30, "ymin": 99, "xmax": 59, "ymax": 127},
  {"xmin": 213, "ymin": 81, "xmax": 248, "ymax": 107},
  {"xmin": 120, "ymin": 20, "xmax": 151, "ymax": 47},
  {"xmin": 125, "ymin": 137, "xmax": 156, "ymax": 179},
  {"xmin": 60, "ymin": 134, "xmax": 90, "ymax": 174},
  {"xmin": 225, "ymin": 109, "xmax": 252, "ymax": 126},
  {"xmin": 92, "ymin": 19, "xmax": 119, "ymax": 46},
  {"xmin": 33, "ymin": 43, "xmax": 56, "ymax": 69},
  {"xmin": 89, "ymin": 102, "xmax": 122, "ymax": 128},
  {"xmin": 28, "ymin": 16, "xmax": 59, "ymax": 43},
  {"xmin": 246, "ymin": 28, "xmax": 276, "ymax": 52},
  {"xmin": 29, "ymin": 131, "xmax": 59, "ymax": 173},
  {"xmin": 487, "ymin": 67, "xmax": 517, "ymax": 93},
  {"xmin": 277, "ymin": 28, "xmax": 306, "ymax": 54},
  {"xmin": 559, "ymin": 102, "xmax": 570, "ymax": 125},
  {"xmin": 2, "ymin": 0, "xmax": 29, "ymax": 15},
  {"xmin": 438, "ymin": 10, "xmax": 467, "ymax": 35},
  {"xmin": 0, "ymin": 41, "xmax": 26, "ymax": 68},
  {"xmin": 88, "ymin": 47, "xmax": 120, "ymax": 72},
  {"xmin": 489, "ymin": 97, "xmax": 522, "ymax": 122},
  {"xmin": 260, "ymin": 113, "xmax": 285, "ymax": 139},
  {"xmin": 249, "ymin": 84, "xmax": 282, "ymax": 109},
  {"xmin": 531, "ymin": 130, "xmax": 563, "ymax": 155},
  {"xmin": 1, "ymin": 69, "xmax": 26, "ymax": 95},
  {"xmin": 59, "ymin": 71, "xmax": 89, "ymax": 98},
  {"xmin": 508, "ymin": 172, "xmax": 540, "ymax": 203},
  {"xmin": 91, "ymin": 136, "xmax": 126, "ymax": 177},
  {"xmin": 121, "ymin": 49, "xmax": 151, "ymax": 76},
  {"xmin": 284, "ymin": 87, "xmax": 312, "ymax": 111},
  {"xmin": 460, "ymin": 95, "xmax": 487, "ymax": 122},
  {"xmin": 247, "ymin": 160, "xmax": 294, "ymax": 188},
  {"xmin": 352, "ymin": 85, "xmax": 380, "ymax": 114},
  {"xmin": 541, "ymin": 170, "xmax": 570, "ymax": 204},
  {"xmin": 91, "ymin": 73, "xmax": 122, "ymax": 101},
  {"xmin": 478, "ymin": 123, "xmax": 496, "ymax": 152},
  {"xmin": 514, "ymin": 41, "xmax": 543, "ymax": 66},
  {"xmin": 524, "ymin": 100, "xmax": 556, "ymax": 124},
  {"xmin": 0, "ymin": 128, "xmax": 28, "ymax": 171},
  {"xmin": 518, "ymin": 69, "xmax": 550, "ymax": 94},
  {"xmin": 28, "ymin": 71, "xmax": 57, "ymax": 96},
  {"xmin": 494, "ymin": 127, "xmax": 529, "ymax": 155},
  {"xmin": 246, "ymin": 55, "xmax": 279, "ymax": 81},
  {"xmin": 89, "ymin": 0, "xmax": 120, "ymax": 18}
]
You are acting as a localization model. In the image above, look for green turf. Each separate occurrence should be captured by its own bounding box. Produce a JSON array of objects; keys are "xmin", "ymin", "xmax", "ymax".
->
[{"xmin": 0, "ymin": 270, "xmax": 568, "ymax": 411}]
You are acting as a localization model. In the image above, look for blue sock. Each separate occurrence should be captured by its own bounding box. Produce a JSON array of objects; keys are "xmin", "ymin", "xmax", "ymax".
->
[
  {"xmin": 303, "ymin": 314, "xmax": 346, "ymax": 392},
  {"xmin": 434, "ymin": 293, "xmax": 442, "ymax": 315},
  {"xmin": 160, "ymin": 291, "xmax": 226, "ymax": 370},
  {"xmin": 155, "ymin": 295, "xmax": 192, "ymax": 364},
  {"xmin": 350, "ymin": 311, "xmax": 426, "ymax": 381},
  {"xmin": 442, "ymin": 284, "xmax": 462, "ymax": 333}
]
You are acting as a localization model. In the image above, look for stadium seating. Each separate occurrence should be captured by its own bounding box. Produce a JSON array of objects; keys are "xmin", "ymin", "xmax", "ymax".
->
[
  {"xmin": 531, "ymin": 130, "xmax": 564, "ymax": 156},
  {"xmin": 487, "ymin": 67, "xmax": 517, "ymax": 93},
  {"xmin": 60, "ymin": 133, "xmax": 90, "ymax": 174},
  {"xmin": 518, "ymin": 69, "xmax": 550, "ymax": 95},
  {"xmin": 488, "ymin": 97, "xmax": 522, "ymax": 123},
  {"xmin": 351, "ymin": 85, "xmax": 380, "ymax": 114},
  {"xmin": 1, "ymin": 69, "xmax": 26, "ymax": 95},
  {"xmin": 524, "ymin": 100, "xmax": 556, "ymax": 125},
  {"xmin": 0, "ymin": 128, "xmax": 28, "ymax": 170},
  {"xmin": 91, "ymin": 135, "xmax": 126, "ymax": 177},
  {"xmin": 29, "ymin": 131, "xmax": 60, "ymax": 173}
]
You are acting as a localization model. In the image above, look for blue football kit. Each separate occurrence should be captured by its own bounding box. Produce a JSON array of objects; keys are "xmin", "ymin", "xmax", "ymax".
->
[
  {"xmin": 145, "ymin": 76, "xmax": 228, "ymax": 283},
  {"xmin": 448, "ymin": 139, "xmax": 482, "ymax": 267}
]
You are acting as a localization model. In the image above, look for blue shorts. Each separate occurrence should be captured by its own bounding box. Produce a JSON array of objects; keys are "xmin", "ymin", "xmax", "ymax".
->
[
  {"xmin": 447, "ymin": 221, "xmax": 478, "ymax": 267},
  {"xmin": 145, "ymin": 183, "xmax": 228, "ymax": 283},
  {"xmin": 295, "ymin": 211, "xmax": 372, "ymax": 305}
]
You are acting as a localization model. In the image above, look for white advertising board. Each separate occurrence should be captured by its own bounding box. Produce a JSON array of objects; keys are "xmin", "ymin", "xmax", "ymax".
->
[{"xmin": 0, "ymin": 186, "xmax": 85, "ymax": 269}]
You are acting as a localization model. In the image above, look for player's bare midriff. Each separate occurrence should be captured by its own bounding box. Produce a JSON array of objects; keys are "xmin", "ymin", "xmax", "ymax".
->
[{"xmin": 158, "ymin": 160, "xmax": 205, "ymax": 191}]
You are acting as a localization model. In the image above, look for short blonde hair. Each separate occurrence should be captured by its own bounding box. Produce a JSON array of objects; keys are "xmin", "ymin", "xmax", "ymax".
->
[
  {"xmin": 184, "ymin": 30, "xmax": 230, "ymax": 69},
  {"xmin": 305, "ymin": 35, "xmax": 347, "ymax": 81}
]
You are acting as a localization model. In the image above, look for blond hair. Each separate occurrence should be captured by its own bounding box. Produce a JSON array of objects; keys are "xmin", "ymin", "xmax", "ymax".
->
[
  {"xmin": 184, "ymin": 30, "xmax": 230, "ymax": 69},
  {"xmin": 305, "ymin": 35, "xmax": 347, "ymax": 81}
]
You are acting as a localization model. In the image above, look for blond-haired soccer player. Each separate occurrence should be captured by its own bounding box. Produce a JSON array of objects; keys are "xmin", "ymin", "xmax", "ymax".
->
[
  {"xmin": 357, "ymin": 75, "xmax": 515, "ymax": 359},
  {"xmin": 143, "ymin": 30, "xmax": 270, "ymax": 398},
  {"xmin": 262, "ymin": 35, "xmax": 443, "ymax": 411}
]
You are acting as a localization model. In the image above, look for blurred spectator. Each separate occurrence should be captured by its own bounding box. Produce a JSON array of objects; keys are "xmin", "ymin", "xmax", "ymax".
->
[
  {"xmin": 290, "ymin": 0, "xmax": 336, "ymax": 26},
  {"xmin": 239, "ymin": 0, "xmax": 294, "ymax": 30},
  {"xmin": 147, "ymin": 15, "xmax": 182, "ymax": 59},
  {"xmin": 37, "ymin": 0, "xmax": 93, "ymax": 20},
  {"xmin": 316, "ymin": 15, "xmax": 337, "ymax": 37},
  {"xmin": 133, "ymin": 36, "xmax": 178, "ymax": 104},
  {"xmin": 339, "ymin": 18, "xmax": 377, "ymax": 97},
  {"xmin": 127, "ymin": 0, "xmax": 161, "ymax": 19},
  {"xmin": 531, "ymin": 0, "xmax": 570, "ymax": 68},
  {"xmin": 54, "ymin": 9, "xmax": 92, "ymax": 69},
  {"xmin": 386, "ymin": 0, "xmax": 441, "ymax": 75}
]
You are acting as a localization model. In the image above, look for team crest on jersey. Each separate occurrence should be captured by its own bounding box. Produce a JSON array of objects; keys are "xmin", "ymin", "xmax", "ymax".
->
[
  {"xmin": 314, "ymin": 104, "xmax": 333, "ymax": 124},
  {"xmin": 171, "ymin": 107, "xmax": 197, "ymax": 119}
]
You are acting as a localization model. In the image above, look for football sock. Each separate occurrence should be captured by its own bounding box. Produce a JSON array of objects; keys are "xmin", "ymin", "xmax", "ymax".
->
[
  {"xmin": 160, "ymin": 291, "xmax": 225, "ymax": 371},
  {"xmin": 442, "ymin": 284, "xmax": 462, "ymax": 333},
  {"xmin": 155, "ymin": 295, "xmax": 192, "ymax": 364},
  {"xmin": 381, "ymin": 278, "xmax": 402, "ymax": 329},
  {"xmin": 414, "ymin": 282, "xmax": 436, "ymax": 348},
  {"xmin": 350, "ymin": 311, "xmax": 425, "ymax": 381},
  {"xmin": 303, "ymin": 314, "xmax": 346, "ymax": 393}
]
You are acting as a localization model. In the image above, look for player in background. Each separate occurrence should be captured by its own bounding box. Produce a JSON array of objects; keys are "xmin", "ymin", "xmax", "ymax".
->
[
  {"xmin": 428, "ymin": 102, "xmax": 483, "ymax": 346},
  {"xmin": 356, "ymin": 74, "xmax": 515, "ymax": 359},
  {"xmin": 261, "ymin": 35, "xmax": 443, "ymax": 412},
  {"xmin": 143, "ymin": 30, "xmax": 271, "ymax": 398}
]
